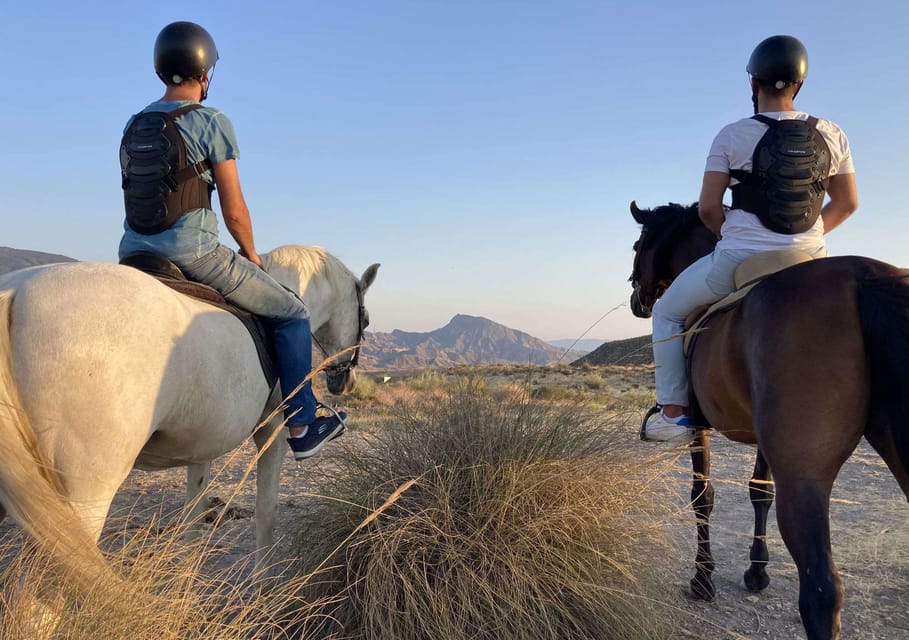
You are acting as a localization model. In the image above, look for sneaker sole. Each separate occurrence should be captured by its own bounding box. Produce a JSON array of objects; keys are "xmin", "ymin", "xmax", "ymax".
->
[
  {"xmin": 292, "ymin": 422, "xmax": 347, "ymax": 461},
  {"xmin": 641, "ymin": 424, "xmax": 697, "ymax": 443}
]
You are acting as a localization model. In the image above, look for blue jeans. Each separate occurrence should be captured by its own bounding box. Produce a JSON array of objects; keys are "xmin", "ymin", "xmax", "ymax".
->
[{"xmin": 176, "ymin": 245, "xmax": 317, "ymax": 427}]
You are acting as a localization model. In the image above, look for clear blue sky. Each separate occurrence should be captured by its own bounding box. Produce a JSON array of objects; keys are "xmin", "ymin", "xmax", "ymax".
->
[{"xmin": 2, "ymin": 1, "xmax": 907, "ymax": 340}]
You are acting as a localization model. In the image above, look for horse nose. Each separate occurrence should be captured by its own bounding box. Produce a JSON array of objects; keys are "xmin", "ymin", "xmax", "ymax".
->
[
  {"xmin": 630, "ymin": 289, "xmax": 652, "ymax": 319},
  {"xmin": 326, "ymin": 369, "xmax": 356, "ymax": 395},
  {"xmin": 325, "ymin": 370, "xmax": 342, "ymax": 395}
]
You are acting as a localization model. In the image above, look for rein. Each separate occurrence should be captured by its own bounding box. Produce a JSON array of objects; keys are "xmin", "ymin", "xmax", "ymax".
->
[{"xmin": 312, "ymin": 281, "xmax": 368, "ymax": 376}]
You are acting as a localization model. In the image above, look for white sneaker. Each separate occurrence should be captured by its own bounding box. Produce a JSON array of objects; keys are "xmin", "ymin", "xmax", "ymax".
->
[{"xmin": 640, "ymin": 408, "xmax": 696, "ymax": 443}]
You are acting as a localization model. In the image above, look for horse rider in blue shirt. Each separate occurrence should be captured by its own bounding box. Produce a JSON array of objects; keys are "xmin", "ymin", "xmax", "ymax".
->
[{"xmin": 119, "ymin": 21, "xmax": 346, "ymax": 459}]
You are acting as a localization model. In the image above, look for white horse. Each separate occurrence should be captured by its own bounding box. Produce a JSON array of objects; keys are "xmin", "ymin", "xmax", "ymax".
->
[{"xmin": 0, "ymin": 245, "xmax": 379, "ymax": 585}]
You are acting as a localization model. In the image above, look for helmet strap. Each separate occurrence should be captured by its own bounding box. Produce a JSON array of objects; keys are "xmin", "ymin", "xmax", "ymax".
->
[
  {"xmin": 199, "ymin": 66, "xmax": 215, "ymax": 102},
  {"xmin": 749, "ymin": 76, "xmax": 759, "ymax": 115}
]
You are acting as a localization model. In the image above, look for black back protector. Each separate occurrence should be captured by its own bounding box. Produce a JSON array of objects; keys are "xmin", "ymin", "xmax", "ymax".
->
[
  {"xmin": 120, "ymin": 104, "xmax": 213, "ymax": 235},
  {"xmin": 730, "ymin": 115, "xmax": 831, "ymax": 235}
]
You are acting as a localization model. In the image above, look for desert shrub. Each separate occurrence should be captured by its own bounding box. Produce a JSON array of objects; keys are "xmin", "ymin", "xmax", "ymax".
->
[
  {"xmin": 583, "ymin": 373, "xmax": 604, "ymax": 390},
  {"xmin": 489, "ymin": 381, "xmax": 530, "ymax": 404},
  {"xmin": 0, "ymin": 512, "xmax": 329, "ymax": 640},
  {"xmin": 406, "ymin": 369, "xmax": 451, "ymax": 392},
  {"xmin": 528, "ymin": 383, "xmax": 576, "ymax": 402},
  {"xmin": 345, "ymin": 373, "xmax": 379, "ymax": 405},
  {"xmin": 291, "ymin": 378, "xmax": 680, "ymax": 640}
]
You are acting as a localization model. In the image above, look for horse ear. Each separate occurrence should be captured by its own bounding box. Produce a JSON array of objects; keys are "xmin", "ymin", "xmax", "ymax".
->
[
  {"xmin": 359, "ymin": 263, "xmax": 380, "ymax": 293},
  {"xmin": 630, "ymin": 200, "xmax": 646, "ymax": 224}
]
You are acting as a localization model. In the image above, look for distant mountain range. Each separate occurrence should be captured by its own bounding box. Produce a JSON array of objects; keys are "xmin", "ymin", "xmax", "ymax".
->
[
  {"xmin": 0, "ymin": 247, "xmax": 77, "ymax": 275},
  {"xmin": 546, "ymin": 338, "xmax": 606, "ymax": 354},
  {"xmin": 571, "ymin": 334, "xmax": 654, "ymax": 366},
  {"xmin": 360, "ymin": 314, "xmax": 585, "ymax": 369}
]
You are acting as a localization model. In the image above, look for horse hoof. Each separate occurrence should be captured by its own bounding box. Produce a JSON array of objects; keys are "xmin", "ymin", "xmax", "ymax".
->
[
  {"xmin": 744, "ymin": 568, "xmax": 770, "ymax": 592},
  {"xmin": 690, "ymin": 575, "xmax": 716, "ymax": 601}
]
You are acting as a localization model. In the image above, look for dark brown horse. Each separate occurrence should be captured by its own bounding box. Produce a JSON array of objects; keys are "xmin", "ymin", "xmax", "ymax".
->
[{"xmin": 628, "ymin": 201, "xmax": 909, "ymax": 640}]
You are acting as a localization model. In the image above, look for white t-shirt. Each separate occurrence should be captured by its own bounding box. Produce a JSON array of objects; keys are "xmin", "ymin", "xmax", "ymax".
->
[{"xmin": 705, "ymin": 111, "xmax": 854, "ymax": 253}]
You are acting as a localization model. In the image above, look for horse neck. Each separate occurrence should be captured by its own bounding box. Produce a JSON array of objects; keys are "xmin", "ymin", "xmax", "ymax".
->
[
  {"xmin": 260, "ymin": 246, "xmax": 345, "ymax": 331},
  {"xmin": 671, "ymin": 222, "xmax": 718, "ymax": 278}
]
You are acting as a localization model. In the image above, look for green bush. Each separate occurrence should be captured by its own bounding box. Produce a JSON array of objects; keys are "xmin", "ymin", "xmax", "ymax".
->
[
  {"xmin": 583, "ymin": 373, "xmax": 604, "ymax": 390},
  {"xmin": 528, "ymin": 383, "xmax": 575, "ymax": 402},
  {"xmin": 347, "ymin": 373, "xmax": 379, "ymax": 404},
  {"xmin": 406, "ymin": 369, "xmax": 450, "ymax": 392}
]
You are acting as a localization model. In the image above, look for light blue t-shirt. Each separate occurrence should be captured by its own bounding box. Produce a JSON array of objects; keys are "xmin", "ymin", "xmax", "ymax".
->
[{"xmin": 118, "ymin": 100, "xmax": 240, "ymax": 265}]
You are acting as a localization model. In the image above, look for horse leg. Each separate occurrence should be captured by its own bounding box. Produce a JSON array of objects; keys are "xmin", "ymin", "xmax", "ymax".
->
[
  {"xmin": 185, "ymin": 462, "xmax": 212, "ymax": 541},
  {"xmin": 689, "ymin": 429, "xmax": 716, "ymax": 600},
  {"xmin": 774, "ymin": 475, "xmax": 842, "ymax": 640},
  {"xmin": 744, "ymin": 450, "xmax": 773, "ymax": 591},
  {"xmin": 252, "ymin": 413, "xmax": 284, "ymax": 575}
]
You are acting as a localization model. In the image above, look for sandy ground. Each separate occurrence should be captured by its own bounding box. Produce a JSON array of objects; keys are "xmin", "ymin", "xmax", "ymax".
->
[
  {"xmin": 664, "ymin": 435, "xmax": 909, "ymax": 640},
  {"xmin": 1, "ymin": 367, "xmax": 907, "ymax": 639}
]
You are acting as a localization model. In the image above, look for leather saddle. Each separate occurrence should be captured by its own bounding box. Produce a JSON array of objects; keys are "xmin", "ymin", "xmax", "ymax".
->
[
  {"xmin": 119, "ymin": 252, "xmax": 277, "ymax": 386},
  {"xmin": 683, "ymin": 249, "xmax": 814, "ymax": 356}
]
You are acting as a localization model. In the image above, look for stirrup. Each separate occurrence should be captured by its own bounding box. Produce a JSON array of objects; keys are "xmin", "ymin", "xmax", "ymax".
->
[
  {"xmin": 639, "ymin": 404, "xmax": 663, "ymax": 441},
  {"xmin": 316, "ymin": 402, "xmax": 348, "ymax": 427}
]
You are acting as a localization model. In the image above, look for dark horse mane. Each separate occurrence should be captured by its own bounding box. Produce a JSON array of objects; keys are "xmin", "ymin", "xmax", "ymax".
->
[
  {"xmin": 631, "ymin": 201, "xmax": 709, "ymax": 286},
  {"xmin": 633, "ymin": 201, "xmax": 701, "ymax": 231},
  {"xmin": 632, "ymin": 201, "xmax": 703, "ymax": 254}
]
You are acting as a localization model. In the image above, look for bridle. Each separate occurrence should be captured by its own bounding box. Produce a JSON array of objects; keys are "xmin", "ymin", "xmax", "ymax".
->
[
  {"xmin": 312, "ymin": 281, "xmax": 369, "ymax": 377},
  {"xmin": 629, "ymin": 226, "xmax": 649, "ymax": 290},
  {"xmin": 629, "ymin": 223, "xmax": 672, "ymax": 315}
]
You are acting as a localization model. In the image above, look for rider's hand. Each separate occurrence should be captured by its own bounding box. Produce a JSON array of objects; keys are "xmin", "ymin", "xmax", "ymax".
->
[{"xmin": 239, "ymin": 247, "xmax": 263, "ymax": 270}]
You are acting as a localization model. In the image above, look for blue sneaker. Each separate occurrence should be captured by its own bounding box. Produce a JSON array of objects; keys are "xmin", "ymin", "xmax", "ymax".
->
[
  {"xmin": 287, "ymin": 405, "xmax": 348, "ymax": 460},
  {"xmin": 640, "ymin": 405, "xmax": 696, "ymax": 443}
]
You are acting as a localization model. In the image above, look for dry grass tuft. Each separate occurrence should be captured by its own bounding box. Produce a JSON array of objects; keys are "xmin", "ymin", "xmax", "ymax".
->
[
  {"xmin": 292, "ymin": 377, "xmax": 682, "ymax": 640},
  {"xmin": 0, "ymin": 509, "xmax": 334, "ymax": 640}
]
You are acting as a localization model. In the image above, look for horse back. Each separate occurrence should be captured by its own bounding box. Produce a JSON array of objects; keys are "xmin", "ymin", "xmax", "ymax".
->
[{"xmin": 4, "ymin": 262, "xmax": 272, "ymax": 470}]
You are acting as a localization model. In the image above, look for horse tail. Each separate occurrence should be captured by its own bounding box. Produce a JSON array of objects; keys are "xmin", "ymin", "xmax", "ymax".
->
[
  {"xmin": 857, "ymin": 269, "xmax": 909, "ymax": 473},
  {"xmin": 0, "ymin": 289, "xmax": 119, "ymax": 594}
]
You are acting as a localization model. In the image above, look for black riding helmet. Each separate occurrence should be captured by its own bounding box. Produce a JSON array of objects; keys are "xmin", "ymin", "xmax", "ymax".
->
[
  {"xmin": 154, "ymin": 21, "xmax": 219, "ymax": 87},
  {"xmin": 746, "ymin": 35, "xmax": 808, "ymax": 89}
]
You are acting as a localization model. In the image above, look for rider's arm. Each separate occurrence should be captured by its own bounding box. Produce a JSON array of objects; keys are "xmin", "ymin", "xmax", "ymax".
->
[
  {"xmin": 820, "ymin": 173, "xmax": 858, "ymax": 234},
  {"xmin": 212, "ymin": 159, "xmax": 262, "ymax": 268},
  {"xmin": 698, "ymin": 171, "xmax": 730, "ymax": 238}
]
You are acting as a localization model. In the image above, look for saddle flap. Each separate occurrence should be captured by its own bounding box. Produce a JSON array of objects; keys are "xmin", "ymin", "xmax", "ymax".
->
[
  {"xmin": 120, "ymin": 252, "xmax": 226, "ymax": 304},
  {"xmin": 160, "ymin": 279, "xmax": 227, "ymax": 305},
  {"xmin": 120, "ymin": 252, "xmax": 187, "ymax": 281}
]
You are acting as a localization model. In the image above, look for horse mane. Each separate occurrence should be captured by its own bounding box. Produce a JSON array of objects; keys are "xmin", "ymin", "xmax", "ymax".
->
[
  {"xmin": 261, "ymin": 245, "xmax": 353, "ymax": 293},
  {"xmin": 637, "ymin": 202, "xmax": 701, "ymax": 236}
]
